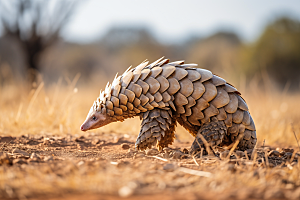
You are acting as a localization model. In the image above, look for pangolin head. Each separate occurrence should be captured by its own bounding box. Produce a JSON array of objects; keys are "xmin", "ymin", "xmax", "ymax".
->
[{"xmin": 80, "ymin": 87, "xmax": 114, "ymax": 131}]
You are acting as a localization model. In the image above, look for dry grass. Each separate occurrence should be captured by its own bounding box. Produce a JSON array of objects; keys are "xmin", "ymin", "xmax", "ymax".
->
[
  {"xmin": 1, "ymin": 74, "xmax": 299, "ymax": 147},
  {"xmin": 1, "ymin": 75, "xmax": 300, "ymax": 199}
]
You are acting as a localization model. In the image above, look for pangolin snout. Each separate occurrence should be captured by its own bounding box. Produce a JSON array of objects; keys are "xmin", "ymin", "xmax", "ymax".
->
[{"xmin": 80, "ymin": 124, "xmax": 87, "ymax": 131}]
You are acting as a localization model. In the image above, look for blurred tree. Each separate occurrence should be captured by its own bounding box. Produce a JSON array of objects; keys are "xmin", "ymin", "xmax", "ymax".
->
[
  {"xmin": 241, "ymin": 17, "xmax": 300, "ymax": 90},
  {"xmin": 0, "ymin": 0, "xmax": 77, "ymax": 83}
]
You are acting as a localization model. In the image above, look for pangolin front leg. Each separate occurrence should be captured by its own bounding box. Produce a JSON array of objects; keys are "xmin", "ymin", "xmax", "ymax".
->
[
  {"xmin": 190, "ymin": 117, "xmax": 227, "ymax": 155},
  {"xmin": 135, "ymin": 108, "xmax": 176, "ymax": 151}
]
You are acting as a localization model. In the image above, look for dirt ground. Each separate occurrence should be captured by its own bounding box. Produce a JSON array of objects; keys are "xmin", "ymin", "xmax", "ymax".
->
[{"xmin": 0, "ymin": 132, "xmax": 300, "ymax": 200}]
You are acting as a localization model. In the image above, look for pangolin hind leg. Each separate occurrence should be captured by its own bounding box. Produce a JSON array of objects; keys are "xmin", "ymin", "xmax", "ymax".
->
[
  {"xmin": 135, "ymin": 109, "xmax": 176, "ymax": 151},
  {"xmin": 237, "ymin": 130, "xmax": 257, "ymax": 151},
  {"xmin": 190, "ymin": 117, "xmax": 227, "ymax": 155}
]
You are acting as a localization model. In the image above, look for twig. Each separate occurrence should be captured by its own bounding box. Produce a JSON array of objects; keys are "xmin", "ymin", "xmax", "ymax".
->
[
  {"xmin": 178, "ymin": 167, "xmax": 212, "ymax": 177},
  {"xmin": 196, "ymin": 133, "xmax": 214, "ymax": 156},
  {"xmin": 264, "ymin": 149, "xmax": 269, "ymax": 168},
  {"xmin": 291, "ymin": 123, "xmax": 300, "ymax": 151},
  {"xmin": 262, "ymin": 139, "xmax": 265, "ymax": 148},
  {"xmin": 290, "ymin": 151, "xmax": 297, "ymax": 163},
  {"xmin": 148, "ymin": 155, "xmax": 168, "ymax": 162},
  {"xmin": 226, "ymin": 133, "xmax": 244, "ymax": 160},
  {"xmin": 192, "ymin": 156, "xmax": 199, "ymax": 166}
]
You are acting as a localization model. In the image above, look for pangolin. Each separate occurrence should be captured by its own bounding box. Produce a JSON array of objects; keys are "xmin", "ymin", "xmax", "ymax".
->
[{"xmin": 80, "ymin": 58, "xmax": 257, "ymax": 153}]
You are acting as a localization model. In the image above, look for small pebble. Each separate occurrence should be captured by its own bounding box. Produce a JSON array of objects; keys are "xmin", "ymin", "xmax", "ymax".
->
[
  {"xmin": 77, "ymin": 161, "xmax": 85, "ymax": 166},
  {"xmin": 133, "ymin": 153, "xmax": 145, "ymax": 159},
  {"xmin": 172, "ymin": 150, "xmax": 183, "ymax": 159},
  {"xmin": 121, "ymin": 143, "xmax": 130, "ymax": 150},
  {"xmin": 163, "ymin": 163, "xmax": 176, "ymax": 172},
  {"xmin": 146, "ymin": 148, "xmax": 159, "ymax": 156}
]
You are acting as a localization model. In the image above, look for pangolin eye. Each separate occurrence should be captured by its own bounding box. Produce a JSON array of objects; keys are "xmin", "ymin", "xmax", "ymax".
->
[{"xmin": 92, "ymin": 116, "xmax": 97, "ymax": 120}]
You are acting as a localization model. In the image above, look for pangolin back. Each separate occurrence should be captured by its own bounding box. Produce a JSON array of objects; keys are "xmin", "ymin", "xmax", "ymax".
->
[{"xmin": 94, "ymin": 57, "xmax": 257, "ymax": 151}]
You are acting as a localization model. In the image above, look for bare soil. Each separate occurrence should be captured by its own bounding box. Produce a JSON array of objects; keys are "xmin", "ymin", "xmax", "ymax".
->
[{"xmin": 0, "ymin": 133, "xmax": 299, "ymax": 200}]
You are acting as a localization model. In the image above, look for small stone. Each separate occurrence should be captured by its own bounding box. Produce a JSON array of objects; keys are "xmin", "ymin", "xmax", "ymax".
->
[
  {"xmin": 121, "ymin": 143, "xmax": 130, "ymax": 150},
  {"xmin": 12, "ymin": 149, "xmax": 29, "ymax": 156},
  {"xmin": 268, "ymin": 150, "xmax": 280, "ymax": 157},
  {"xmin": 133, "ymin": 153, "xmax": 145, "ymax": 159},
  {"xmin": 163, "ymin": 163, "xmax": 176, "ymax": 172},
  {"xmin": 146, "ymin": 148, "xmax": 159, "ymax": 156},
  {"xmin": 44, "ymin": 156, "xmax": 54, "ymax": 162},
  {"xmin": 77, "ymin": 161, "xmax": 85, "ymax": 166},
  {"xmin": 13, "ymin": 158, "xmax": 27, "ymax": 165},
  {"xmin": 220, "ymin": 151, "xmax": 229, "ymax": 159},
  {"xmin": 172, "ymin": 150, "xmax": 183, "ymax": 159}
]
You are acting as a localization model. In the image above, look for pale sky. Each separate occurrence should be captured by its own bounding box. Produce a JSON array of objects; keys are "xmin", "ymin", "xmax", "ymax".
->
[{"xmin": 63, "ymin": 0, "xmax": 300, "ymax": 43}]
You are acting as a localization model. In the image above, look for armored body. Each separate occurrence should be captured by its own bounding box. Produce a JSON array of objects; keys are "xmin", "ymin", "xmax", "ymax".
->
[{"xmin": 80, "ymin": 58, "xmax": 257, "ymax": 153}]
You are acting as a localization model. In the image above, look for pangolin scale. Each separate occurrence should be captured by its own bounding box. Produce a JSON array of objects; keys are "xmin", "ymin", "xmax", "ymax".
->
[{"xmin": 80, "ymin": 57, "xmax": 257, "ymax": 152}]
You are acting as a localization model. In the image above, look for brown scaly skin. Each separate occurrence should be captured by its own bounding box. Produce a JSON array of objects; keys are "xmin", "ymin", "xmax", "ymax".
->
[{"xmin": 81, "ymin": 58, "xmax": 257, "ymax": 153}]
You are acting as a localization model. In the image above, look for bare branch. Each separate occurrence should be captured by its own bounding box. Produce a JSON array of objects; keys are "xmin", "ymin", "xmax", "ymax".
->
[{"xmin": 0, "ymin": 0, "xmax": 78, "ymax": 83}]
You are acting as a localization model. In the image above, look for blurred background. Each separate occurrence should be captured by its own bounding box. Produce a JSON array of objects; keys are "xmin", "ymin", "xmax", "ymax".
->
[{"xmin": 0, "ymin": 0, "xmax": 300, "ymax": 146}]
